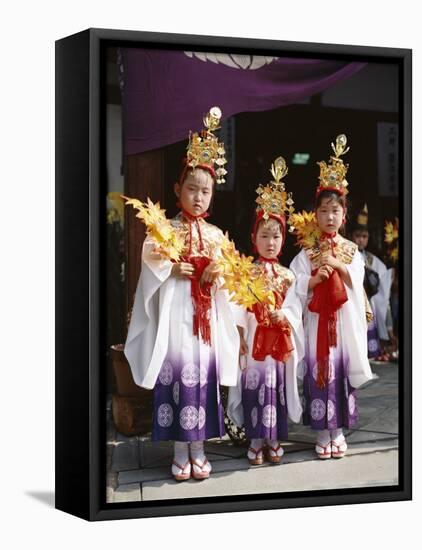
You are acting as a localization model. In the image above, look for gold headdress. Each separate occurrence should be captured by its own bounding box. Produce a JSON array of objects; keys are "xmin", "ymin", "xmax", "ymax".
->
[
  {"xmin": 186, "ymin": 106, "xmax": 227, "ymax": 184},
  {"xmin": 384, "ymin": 218, "xmax": 399, "ymax": 263},
  {"xmin": 255, "ymin": 156, "xmax": 295, "ymax": 221},
  {"xmin": 317, "ymin": 134, "xmax": 350, "ymax": 196},
  {"xmin": 356, "ymin": 203, "xmax": 368, "ymax": 227}
]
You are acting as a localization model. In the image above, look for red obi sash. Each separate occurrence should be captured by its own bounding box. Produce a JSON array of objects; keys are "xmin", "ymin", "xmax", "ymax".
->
[
  {"xmin": 250, "ymin": 291, "xmax": 294, "ymax": 363},
  {"xmin": 178, "ymin": 210, "xmax": 213, "ymax": 346},
  {"xmin": 308, "ymin": 269, "xmax": 348, "ymax": 388},
  {"xmin": 182, "ymin": 255, "xmax": 213, "ymax": 346}
]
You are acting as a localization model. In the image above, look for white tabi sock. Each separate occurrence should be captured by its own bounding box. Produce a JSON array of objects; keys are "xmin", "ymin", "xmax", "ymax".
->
[
  {"xmin": 190, "ymin": 440, "xmax": 212, "ymax": 473},
  {"xmin": 330, "ymin": 428, "xmax": 344, "ymax": 443},
  {"xmin": 330, "ymin": 428, "xmax": 347, "ymax": 455},
  {"xmin": 171, "ymin": 441, "xmax": 190, "ymax": 476},
  {"xmin": 265, "ymin": 439, "xmax": 284, "ymax": 457},
  {"xmin": 248, "ymin": 438, "xmax": 264, "ymax": 460},
  {"xmin": 316, "ymin": 429, "xmax": 330, "ymax": 446}
]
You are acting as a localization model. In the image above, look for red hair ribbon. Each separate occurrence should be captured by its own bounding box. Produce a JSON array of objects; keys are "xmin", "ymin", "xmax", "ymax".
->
[
  {"xmin": 178, "ymin": 161, "xmax": 216, "ymax": 186},
  {"xmin": 316, "ymin": 185, "xmax": 346, "ymax": 198}
]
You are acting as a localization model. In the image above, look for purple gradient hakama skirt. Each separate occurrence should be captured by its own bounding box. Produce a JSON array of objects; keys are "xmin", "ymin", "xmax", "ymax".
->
[
  {"xmin": 152, "ymin": 356, "xmax": 225, "ymax": 442},
  {"xmin": 301, "ymin": 349, "xmax": 358, "ymax": 430},
  {"xmin": 241, "ymin": 361, "xmax": 288, "ymax": 440}
]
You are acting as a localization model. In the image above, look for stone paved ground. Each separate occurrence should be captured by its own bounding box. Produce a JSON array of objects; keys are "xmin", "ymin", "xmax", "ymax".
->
[{"xmin": 106, "ymin": 361, "xmax": 398, "ymax": 503}]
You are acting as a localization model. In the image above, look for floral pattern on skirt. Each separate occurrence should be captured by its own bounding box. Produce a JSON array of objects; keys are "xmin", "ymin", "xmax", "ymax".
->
[
  {"xmin": 301, "ymin": 352, "xmax": 358, "ymax": 430},
  {"xmin": 242, "ymin": 361, "xmax": 288, "ymax": 440},
  {"xmin": 152, "ymin": 356, "xmax": 225, "ymax": 442}
]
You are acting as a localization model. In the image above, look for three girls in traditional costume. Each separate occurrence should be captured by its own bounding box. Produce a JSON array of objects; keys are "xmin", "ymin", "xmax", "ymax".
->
[{"xmin": 125, "ymin": 119, "xmax": 373, "ymax": 482}]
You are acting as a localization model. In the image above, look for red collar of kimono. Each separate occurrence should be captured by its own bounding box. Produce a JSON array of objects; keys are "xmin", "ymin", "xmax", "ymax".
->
[{"xmin": 180, "ymin": 209, "xmax": 209, "ymax": 255}]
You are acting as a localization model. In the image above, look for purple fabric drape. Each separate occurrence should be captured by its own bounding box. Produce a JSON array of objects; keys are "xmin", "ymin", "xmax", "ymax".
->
[{"xmin": 119, "ymin": 48, "xmax": 365, "ymax": 155}]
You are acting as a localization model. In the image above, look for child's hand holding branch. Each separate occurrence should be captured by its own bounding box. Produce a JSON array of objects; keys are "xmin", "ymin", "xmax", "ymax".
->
[
  {"xmin": 200, "ymin": 261, "xmax": 220, "ymax": 285},
  {"xmin": 171, "ymin": 262, "xmax": 195, "ymax": 278}
]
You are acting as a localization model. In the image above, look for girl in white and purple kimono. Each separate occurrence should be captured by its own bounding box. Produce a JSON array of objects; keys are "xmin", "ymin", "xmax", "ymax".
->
[
  {"xmin": 228, "ymin": 158, "xmax": 303, "ymax": 465},
  {"xmin": 125, "ymin": 108, "xmax": 239, "ymax": 482},
  {"xmin": 290, "ymin": 135, "xmax": 373, "ymax": 460}
]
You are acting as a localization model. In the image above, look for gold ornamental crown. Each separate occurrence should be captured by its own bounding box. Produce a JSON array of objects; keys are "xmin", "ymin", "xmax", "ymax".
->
[
  {"xmin": 255, "ymin": 157, "xmax": 295, "ymax": 220},
  {"xmin": 317, "ymin": 134, "xmax": 350, "ymax": 195},
  {"xmin": 186, "ymin": 106, "xmax": 228, "ymax": 184},
  {"xmin": 384, "ymin": 218, "xmax": 399, "ymax": 263},
  {"xmin": 357, "ymin": 203, "xmax": 368, "ymax": 226}
]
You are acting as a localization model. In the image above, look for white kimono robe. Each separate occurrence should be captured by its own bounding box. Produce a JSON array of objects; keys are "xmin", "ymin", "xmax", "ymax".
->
[
  {"xmin": 290, "ymin": 244, "xmax": 373, "ymax": 389},
  {"xmin": 124, "ymin": 223, "xmax": 239, "ymax": 391}
]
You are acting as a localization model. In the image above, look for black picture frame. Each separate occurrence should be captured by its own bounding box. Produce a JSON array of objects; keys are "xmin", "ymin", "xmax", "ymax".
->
[{"xmin": 55, "ymin": 27, "xmax": 412, "ymax": 521}]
